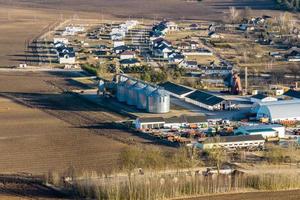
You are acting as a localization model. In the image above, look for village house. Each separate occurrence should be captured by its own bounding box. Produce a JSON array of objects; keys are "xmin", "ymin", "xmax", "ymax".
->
[
  {"xmin": 119, "ymin": 58, "xmax": 140, "ymax": 67},
  {"xmin": 285, "ymin": 47, "xmax": 300, "ymax": 62},
  {"xmin": 120, "ymin": 50, "xmax": 136, "ymax": 60},
  {"xmin": 59, "ymin": 50, "xmax": 76, "ymax": 64},
  {"xmin": 179, "ymin": 60, "xmax": 198, "ymax": 69},
  {"xmin": 113, "ymin": 40, "xmax": 125, "ymax": 48},
  {"xmin": 152, "ymin": 38, "xmax": 173, "ymax": 59},
  {"xmin": 168, "ymin": 52, "xmax": 185, "ymax": 64},
  {"xmin": 199, "ymin": 65, "xmax": 233, "ymax": 76}
]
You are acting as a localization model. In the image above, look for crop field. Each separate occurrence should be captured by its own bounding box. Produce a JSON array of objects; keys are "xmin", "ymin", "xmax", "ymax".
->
[
  {"xmin": 0, "ymin": 0, "xmax": 279, "ymax": 66},
  {"xmin": 0, "ymin": 70, "xmax": 172, "ymax": 175},
  {"xmin": 0, "ymin": 0, "xmax": 278, "ymax": 20}
]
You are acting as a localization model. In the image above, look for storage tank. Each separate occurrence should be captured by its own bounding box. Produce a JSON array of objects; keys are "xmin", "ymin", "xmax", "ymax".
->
[
  {"xmin": 127, "ymin": 82, "xmax": 146, "ymax": 106},
  {"xmin": 117, "ymin": 78, "xmax": 128, "ymax": 102},
  {"xmin": 147, "ymin": 89, "xmax": 170, "ymax": 113},
  {"xmin": 124, "ymin": 79, "xmax": 136, "ymax": 104},
  {"xmin": 137, "ymin": 85, "xmax": 156, "ymax": 110}
]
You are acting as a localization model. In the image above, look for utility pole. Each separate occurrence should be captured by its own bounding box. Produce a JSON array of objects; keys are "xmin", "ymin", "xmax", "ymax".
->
[{"xmin": 245, "ymin": 66, "xmax": 248, "ymax": 95}]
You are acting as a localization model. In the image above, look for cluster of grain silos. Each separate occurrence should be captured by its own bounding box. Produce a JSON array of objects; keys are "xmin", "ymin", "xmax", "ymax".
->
[{"xmin": 116, "ymin": 75, "xmax": 170, "ymax": 113}]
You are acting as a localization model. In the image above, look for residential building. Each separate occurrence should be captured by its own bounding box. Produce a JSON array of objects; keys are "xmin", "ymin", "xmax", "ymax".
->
[
  {"xmin": 182, "ymin": 48, "xmax": 213, "ymax": 56},
  {"xmin": 119, "ymin": 58, "xmax": 140, "ymax": 67},
  {"xmin": 59, "ymin": 51, "xmax": 76, "ymax": 64},
  {"xmin": 113, "ymin": 40, "xmax": 125, "ymax": 48},
  {"xmin": 199, "ymin": 65, "xmax": 233, "ymax": 76},
  {"xmin": 120, "ymin": 50, "xmax": 136, "ymax": 60},
  {"xmin": 168, "ymin": 52, "xmax": 185, "ymax": 64},
  {"xmin": 179, "ymin": 60, "xmax": 198, "ymax": 69}
]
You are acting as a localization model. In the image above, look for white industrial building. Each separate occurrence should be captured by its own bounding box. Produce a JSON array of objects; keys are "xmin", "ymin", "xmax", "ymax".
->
[
  {"xmin": 234, "ymin": 124, "xmax": 285, "ymax": 139},
  {"xmin": 199, "ymin": 135, "xmax": 265, "ymax": 150},
  {"xmin": 256, "ymin": 101, "xmax": 300, "ymax": 123},
  {"xmin": 135, "ymin": 115, "xmax": 208, "ymax": 130}
]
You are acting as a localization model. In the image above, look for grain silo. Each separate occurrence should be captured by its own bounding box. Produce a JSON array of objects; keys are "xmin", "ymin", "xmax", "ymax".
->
[
  {"xmin": 137, "ymin": 85, "xmax": 156, "ymax": 110},
  {"xmin": 116, "ymin": 78, "xmax": 128, "ymax": 102},
  {"xmin": 124, "ymin": 79, "xmax": 137, "ymax": 104},
  {"xmin": 127, "ymin": 81, "xmax": 144, "ymax": 105},
  {"xmin": 130, "ymin": 82, "xmax": 146, "ymax": 106},
  {"xmin": 147, "ymin": 89, "xmax": 170, "ymax": 113}
]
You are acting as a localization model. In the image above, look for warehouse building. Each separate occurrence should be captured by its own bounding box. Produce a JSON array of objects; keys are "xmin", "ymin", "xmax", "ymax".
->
[
  {"xmin": 135, "ymin": 117, "xmax": 165, "ymax": 130},
  {"xmin": 256, "ymin": 102, "xmax": 300, "ymax": 123},
  {"xmin": 185, "ymin": 90, "xmax": 230, "ymax": 111},
  {"xmin": 135, "ymin": 115, "xmax": 207, "ymax": 130},
  {"xmin": 198, "ymin": 135, "xmax": 265, "ymax": 150},
  {"xmin": 284, "ymin": 89, "xmax": 300, "ymax": 99},
  {"xmin": 159, "ymin": 81, "xmax": 195, "ymax": 99},
  {"xmin": 250, "ymin": 94, "xmax": 277, "ymax": 103},
  {"xmin": 234, "ymin": 124, "xmax": 285, "ymax": 138}
]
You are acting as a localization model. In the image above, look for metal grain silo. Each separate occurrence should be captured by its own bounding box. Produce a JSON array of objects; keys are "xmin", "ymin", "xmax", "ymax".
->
[
  {"xmin": 137, "ymin": 85, "xmax": 156, "ymax": 110},
  {"xmin": 130, "ymin": 82, "xmax": 146, "ymax": 106},
  {"xmin": 124, "ymin": 79, "xmax": 136, "ymax": 104},
  {"xmin": 147, "ymin": 89, "xmax": 170, "ymax": 113},
  {"xmin": 116, "ymin": 78, "xmax": 128, "ymax": 102}
]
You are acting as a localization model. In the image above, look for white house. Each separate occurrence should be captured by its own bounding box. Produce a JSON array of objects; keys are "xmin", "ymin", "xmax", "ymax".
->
[
  {"xmin": 179, "ymin": 61, "xmax": 198, "ymax": 69},
  {"xmin": 53, "ymin": 38, "xmax": 68, "ymax": 45},
  {"xmin": 113, "ymin": 40, "xmax": 125, "ymax": 48},
  {"xmin": 59, "ymin": 52, "xmax": 76, "ymax": 64},
  {"xmin": 154, "ymin": 46, "xmax": 173, "ymax": 59},
  {"xmin": 165, "ymin": 21, "xmax": 178, "ymax": 31},
  {"xmin": 62, "ymin": 26, "xmax": 85, "ymax": 36},
  {"xmin": 120, "ymin": 50, "xmax": 136, "ymax": 60},
  {"xmin": 168, "ymin": 52, "xmax": 185, "ymax": 64}
]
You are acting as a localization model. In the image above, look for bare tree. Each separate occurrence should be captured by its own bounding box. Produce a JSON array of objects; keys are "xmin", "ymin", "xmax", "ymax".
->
[
  {"xmin": 241, "ymin": 6, "xmax": 252, "ymax": 20},
  {"xmin": 206, "ymin": 137, "xmax": 228, "ymax": 174},
  {"xmin": 288, "ymin": 64, "xmax": 300, "ymax": 81},
  {"xmin": 229, "ymin": 6, "xmax": 240, "ymax": 24}
]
